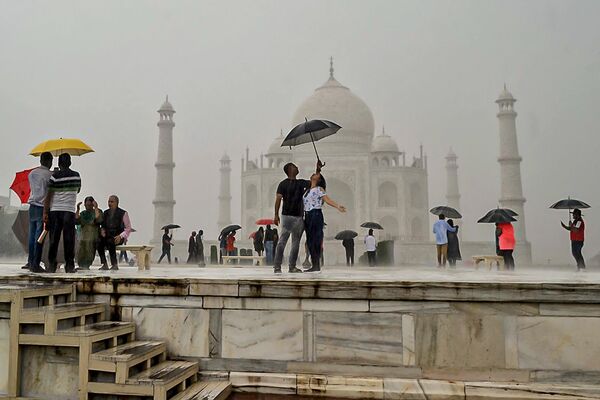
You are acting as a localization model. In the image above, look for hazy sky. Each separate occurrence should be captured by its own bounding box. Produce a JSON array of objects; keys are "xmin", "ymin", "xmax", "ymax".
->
[{"xmin": 1, "ymin": 0, "xmax": 598, "ymax": 263}]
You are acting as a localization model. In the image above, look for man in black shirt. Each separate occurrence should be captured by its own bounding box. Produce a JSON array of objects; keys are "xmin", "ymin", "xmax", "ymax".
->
[{"xmin": 273, "ymin": 160, "xmax": 323, "ymax": 274}]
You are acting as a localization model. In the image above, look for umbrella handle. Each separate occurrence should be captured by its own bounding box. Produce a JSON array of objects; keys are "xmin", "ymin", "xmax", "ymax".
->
[{"xmin": 309, "ymin": 132, "xmax": 324, "ymax": 166}]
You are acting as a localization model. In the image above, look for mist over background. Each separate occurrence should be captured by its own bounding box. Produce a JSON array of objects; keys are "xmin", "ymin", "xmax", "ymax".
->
[{"xmin": 1, "ymin": 0, "xmax": 598, "ymax": 264}]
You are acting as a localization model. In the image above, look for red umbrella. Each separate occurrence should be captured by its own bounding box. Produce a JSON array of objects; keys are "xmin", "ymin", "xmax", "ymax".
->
[
  {"xmin": 255, "ymin": 218, "xmax": 274, "ymax": 225},
  {"xmin": 10, "ymin": 168, "xmax": 34, "ymax": 204},
  {"xmin": 248, "ymin": 231, "xmax": 256, "ymax": 239}
]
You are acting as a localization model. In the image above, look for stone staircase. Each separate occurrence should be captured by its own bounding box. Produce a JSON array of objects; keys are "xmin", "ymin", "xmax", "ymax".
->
[{"xmin": 4, "ymin": 283, "xmax": 231, "ymax": 400}]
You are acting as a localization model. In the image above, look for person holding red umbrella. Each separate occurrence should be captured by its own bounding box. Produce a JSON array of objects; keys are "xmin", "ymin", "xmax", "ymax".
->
[{"xmin": 26, "ymin": 152, "xmax": 53, "ymax": 272}]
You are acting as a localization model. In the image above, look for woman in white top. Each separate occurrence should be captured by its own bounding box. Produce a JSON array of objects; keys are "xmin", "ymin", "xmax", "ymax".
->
[{"xmin": 303, "ymin": 173, "xmax": 346, "ymax": 272}]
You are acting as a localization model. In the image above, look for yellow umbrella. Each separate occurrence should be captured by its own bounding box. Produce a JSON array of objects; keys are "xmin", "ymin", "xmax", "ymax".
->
[{"xmin": 29, "ymin": 138, "xmax": 94, "ymax": 156}]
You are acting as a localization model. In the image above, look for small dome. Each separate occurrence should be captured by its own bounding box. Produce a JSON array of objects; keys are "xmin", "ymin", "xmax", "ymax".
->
[
  {"xmin": 497, "ymin": 84, "xmax": 515, "ymax": 102},
  {"xmin": 371, "ymin": 130, "xmax": 399, "ymax": 153},
  {"xmin": 220, "ymin": 153, "xmax": 230, "ymax": 161},
  {"xmin": 158, "ymin": 96, "xmax": 175, "ymax": 112},
  {"xmin": 267, "ymin": 133, "xmax": 292, "ymax": 155}
]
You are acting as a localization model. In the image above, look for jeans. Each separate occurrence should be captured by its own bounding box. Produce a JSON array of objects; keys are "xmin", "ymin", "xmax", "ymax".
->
[
  {"xmin": 571, "ymin": 241, "xmax": 585, "ymax": 268},
  {"xmin": 367, "ymin": 251, "xmax": 377, "ymax": 267},
  {"xmin": 48, "ymin": 210, "xmax": 76, "ymax": 272},
  {"xmin": 265, "ymin": 241, "xmax": 274, "ymax": 264},
  {"xmin": 274, "ymin": 215, "xmax": 304, "ymax": 270},
  {"xmin": 304, "ymin": 209, "xmax": 324, "ymax": 270},
  {"xmin": 27, "ymin": 205, "xmax": 44, "ymax": 268}
]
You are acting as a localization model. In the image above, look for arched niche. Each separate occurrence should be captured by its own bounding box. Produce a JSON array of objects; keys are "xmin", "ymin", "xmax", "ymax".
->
[
  {"xmin": 378, "ymin": 181, "xmax": 398, "ymax": 208},
  {"xmin": 246, "ymin": 184, "xmax": 258, "ymax": 209}
]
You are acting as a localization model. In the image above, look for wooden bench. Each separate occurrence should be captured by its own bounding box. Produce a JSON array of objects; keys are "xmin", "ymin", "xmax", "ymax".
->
[
  {"xmin": 472, "ymin": 255, "xmax": 505, "ymax": 270},
  {"xmin": 222, "ymin": 255, "xmax": 266, "ymax": 266},
  {"xmin": 116, "ymin": 245, "xmax": 153, "ymax": 271}
]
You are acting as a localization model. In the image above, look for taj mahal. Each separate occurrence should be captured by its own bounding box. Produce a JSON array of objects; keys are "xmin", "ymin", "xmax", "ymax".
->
[{"xmin": 152, "ymin": 59, "xmax": 532, "ymax": 264}]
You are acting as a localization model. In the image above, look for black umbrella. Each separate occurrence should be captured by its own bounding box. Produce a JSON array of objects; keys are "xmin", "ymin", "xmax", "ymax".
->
[
  {"xmin": 477, "ymin": 208, "xmax": 517, "ymax": 224},
  {"xmin": 360, "ymin": 222, "xmax": 384, "ymax": 230},
  {"xmin": 479, "ymin": 208, "xmax": 518, "ymax": 222},
  {"xmin": 550, "ymin": 197, "xmax": 590, "ymax": 223},
  {"xmin": 219, "ymin": 224, "xmax": 242, "ymax": 239},
  {"xmin": 161, "ymin": 224, "xmax": 181, "ymax": 230},
  {"xmin": 335, "ymin": 230, "xmax": 358, "ymax": 240},
  {"xmin": 281, "ymin": 119, "xmax": 342, "ymax": 162},
  {"xmin": 430, "ymin": 206, "xmax": 462, "ymax": 219}
]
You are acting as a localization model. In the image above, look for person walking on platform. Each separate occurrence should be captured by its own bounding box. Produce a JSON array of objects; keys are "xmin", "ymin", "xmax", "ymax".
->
[
  {"xmin": 446, "ymin": 219, "xmax": 461, "ymax": 267},
  {"xmin": 187, "ymin": 231, "xmax": 198, "ymax": 263},
  {"xmin": 496, "ymin": 222, "xmax": 516, "ymax": 270},
  {"xmin": 157, "ymin": 228, "xmax": 173, "ymax": 264},
  {"xmin": 561, "ymin": 208, "xmax": 586, "ymax": 270},
  {"xmin": 273, "ymin": 160, "xmax": 324, "ymax": 274},
  {"xmin": 254, "ymin": 227, "xmax": 265, "ymax": 257},
  {"xmin": 26, "ymin": 151, "xmax": 53, "ymax": 272},
  {"xmin": 264, "ymin": 225, "xmax": 275, "ymax": 265},
  {"xmin": 342, "ymin": 238, "xmax": 355, "ymax": 266},
  {"xmin": 365, "ymin": 229, "xmax": 377, "ymax": 266},
  {"xmin": 432, "ymin": 214, "xmax": 456, "ymax": 267},
  {"xmin": 97, "ymin": 195, "xmax": 132, "ymax": 270},
  {"xmin": 44, "ymin": 153, "xmax": 81, "ymax": 273},
  {"xmin": 302, "ymin": 173, "xmax": 346, "ymax": 273},
  {"xmin": 196, "ymin": 229, "xmax": 205, "ymax": 266}
]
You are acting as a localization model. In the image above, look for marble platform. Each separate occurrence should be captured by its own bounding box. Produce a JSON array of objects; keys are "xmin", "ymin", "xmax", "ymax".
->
[{"xmin": 2, "ymin": 262, "xmax": 600, "ymax": 398}]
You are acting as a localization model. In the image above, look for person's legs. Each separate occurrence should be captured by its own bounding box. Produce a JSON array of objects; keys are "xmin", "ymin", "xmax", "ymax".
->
[
  {"xmin": 305, "ymin": 211, "xmax": 323, "ymax": 271},
  {"xmin": 367, "ymin": 251, "xmax": 375, "ymax": 266},
  {"xmin": 29, "ymin": 205, "xmax": 45, "ymax": 270},
  {"xmin": 507, "ymin": 250, "xmax": 515, "ymax": 270},
  {"xmin": 345, "ymin": 248, "xmax": 350, "ymax": 266},
  {"xmin": 47, "ymin": 211, "xmax": 63, "ymax": 272},
  {"xmin": 97, "ymin": 237, "xmax": 109, "ymax": 268},
  {"xmin": 274, "ymin": 217, "xmax": 293, "ymax": 272},
  {"xmin": 62, "ymin": 211, "xmax": 76, "ymax": 272},
  {"xmin": 441, "ymin": 244, "xmax": 448, "ymax": 266},
  {"xmin": 436, "ymin": 245, "xmax": 442, "ymax": 266},
  {"xmin": 265, "ymin": 241, "xmax": 273, "ymax": 264},
  {"xmin": 349, "ymin": 248, "xmax": 354, "ymax": 266},
  {"xmin": 166, "ymin": 248, "xmax": 172, "ymax": 264},
  {"xmin": 572, "ymin": 241, "xmax": 585, "ymax": 268},
  {"xmin": 158, "ymin": 250, "xmax": 166, "ymax": 263},
  {"xmin": 107, "ymin": 240, "xmax": 118, "ymax": 268},
  {"xmin": 287, "ymin": 216, "xmax": 305, "ymax": 271}
]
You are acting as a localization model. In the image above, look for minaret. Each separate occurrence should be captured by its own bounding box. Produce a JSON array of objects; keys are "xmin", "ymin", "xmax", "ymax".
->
[
  {"xmin": 496, "ymin": 85, "xmax": 527, "ymax": 243},
  {"xmin": 217, "ymin": 153, "xmax": 232, "ymax": 231},
  {"xmin": 445, "ymin": 148, "xmax": 460, "ymax": 211},
  {"xmin": 152, "ymin": 96, "xmax": 176, "ymax": 243}
]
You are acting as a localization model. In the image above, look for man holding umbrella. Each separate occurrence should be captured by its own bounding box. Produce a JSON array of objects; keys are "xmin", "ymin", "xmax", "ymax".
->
[
  {"xmin": 561, "ymin": 208, "xmax": 586, "ymax": 270},
  {"xmin": 273, "ymin": 160, "xmax": 324, "ymax": 274}
]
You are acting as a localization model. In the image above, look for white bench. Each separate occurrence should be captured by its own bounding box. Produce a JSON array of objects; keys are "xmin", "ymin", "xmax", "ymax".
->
[
  {"xmin": 472, "ymin": 255, "xmax": 505, "ymax": 270},
  {"xmin": 115, "ymin": 245, "xmax": 153, "ymax": 271},
  {"xmin": 222, "ymin": 255, "xmax": 267, "ymax": 266}
]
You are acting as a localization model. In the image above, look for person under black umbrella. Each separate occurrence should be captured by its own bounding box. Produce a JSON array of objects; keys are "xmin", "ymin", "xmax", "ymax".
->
[
  {"xmin": 335, "ymin": 230, "xmax": 358, "ymax": 267},
  {"xmin": 561, "ymin": 208, "xmax": 586, "ymax": 270},
  {"xmin": 446, "ymin": 219, "xmax": 461, "ymax": 267},
  {"xmin": 157, "ymin": 228, "xmax": 173, "ymax": 264},
  {"xmin": 478, "ymin": 208, "xmax": 517, "ymax": 270}
]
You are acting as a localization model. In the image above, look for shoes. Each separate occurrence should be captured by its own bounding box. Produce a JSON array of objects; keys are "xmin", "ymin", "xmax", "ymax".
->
[
  {"xmin": 288, "ymin": 266, "xmax": 303, "ymax": 273},
  {"xmin": 110, "ymin": 265, "xmax": 119, "ymax": 271},
  {"xmin": 99, "ymin": 264, "xmax": 110, "ymax": 271},
  {"xmin": 21, "ymin": 263, "xmax": 31, "ymax": 270},
  {"xmin": 274, "ymin": 267, "xmax": 282, "ymax": 274},
  {"xmin": 304, "ymin": 266, "xmax": 321, "ymax": 273},
  {"xmin": 30, "ymin": 265, "xmax": 47, "ymax": 273}
]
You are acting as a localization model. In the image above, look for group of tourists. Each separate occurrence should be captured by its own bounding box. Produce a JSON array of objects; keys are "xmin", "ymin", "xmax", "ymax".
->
[
  {"xmin": 25, "ymin": 152, "xmax": 132, "ymax": 273},
  {"xmin": 184, "ymin": 230, "xmax": 205, "ymax": 265},
  {"xmin": 252, "ymin": 225, "xmax": 279, "ymax": 264}
]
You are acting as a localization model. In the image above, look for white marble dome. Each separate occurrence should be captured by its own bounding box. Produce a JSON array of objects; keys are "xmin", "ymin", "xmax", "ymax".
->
[
  {"xmin": 292, "ymin": 71, "xmax": 375, "ymax": 151},
  {"xmin": 371, "ymin": 132, "xmax": 400, "ymax": 153}
]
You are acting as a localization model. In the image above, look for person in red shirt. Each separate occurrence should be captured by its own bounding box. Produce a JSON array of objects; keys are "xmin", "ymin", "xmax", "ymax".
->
[
  {"xmin": 561, "ymin": 208, "xmax": 585, "ymax": 270},
  {"xmin": 226, "ymin": 231, "xmax": 236, "ymax": 256},
  {"xmin": 496, "ymin": 222, "xmax": 515, "ymax": 270}
]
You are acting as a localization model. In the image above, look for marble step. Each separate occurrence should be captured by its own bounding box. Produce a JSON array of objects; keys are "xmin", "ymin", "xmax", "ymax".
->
[
  {"xmin": 91, "ymin": 340, "xmax": 167, "ymax": 363},
  {"xmin": 172, "ymin": 380, "xmax": 232, "ymax": 400},
  {"xmin": 127, "ymin": 360, "xmax": 198, "ymax": 385},
  {"xmin": 20, "ymin": 302, "xmax": 105, "ymax": 323},
  {"xmin": 20, "ymin": 321, "xmax": 135, "ymax": 346}
]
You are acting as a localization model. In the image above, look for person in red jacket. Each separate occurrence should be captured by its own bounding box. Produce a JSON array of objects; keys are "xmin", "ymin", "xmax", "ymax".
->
[
  {"xmin": 496, "ymin": 222, "xmax": 515, "ymax": 270},
  {"xmin": 561, "ymin": 208, "xmax": 586, "ymax": 270}
]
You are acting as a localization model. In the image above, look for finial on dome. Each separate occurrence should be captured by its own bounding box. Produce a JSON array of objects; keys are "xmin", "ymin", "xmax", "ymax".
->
[
  {"xmin": 329, "ymin": 56, "xmax": 334, "ymax": 79},
  {"xmin": 166, "ymin": 95, "xmax": 169, "ymax": 102},
  {"xmin": 381, "ymin": 125, "xmax": 386, "ymax": 136},
  {"xmin": 503, "ymin": 83, "xmax": 507, "ymax": 91}
]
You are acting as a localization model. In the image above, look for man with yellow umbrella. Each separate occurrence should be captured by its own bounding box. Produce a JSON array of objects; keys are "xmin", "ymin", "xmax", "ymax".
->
[{"xmin": 30, "ymin": 138, "xmax": 92, "ymax": 273}]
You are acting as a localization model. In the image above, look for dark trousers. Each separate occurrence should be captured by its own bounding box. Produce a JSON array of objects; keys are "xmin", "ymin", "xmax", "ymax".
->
[
  {"xmin": 304, "ymin": 209, "xmax": 324, "ymax": 270},
  {"xmin": 98, "ymin": 236, "xmax": 118, "ymax": 267},
  {"xmin": 345, "ymin": 247, "xmax": 354, "ymax": 266},
  {"xmin": 501, "ymin": 249, "xmax": 515, "ymax": 270},
  {"xmin": 571, "ymin": 241, "xmax": 585, "ymax": 268},
  {"xmin": 28, "ymin": 205, "xmax": 45, "ymax": 268},
  {"xmin": 48, "ymin": 211, "xmax": 76, "ymax": 272},
  {"xmin": 367, "ymin": 251, "xmax": 377, "ymax": 267},
  {"xmin": 158, "ymin": 248, "xmax": 171, "ymax": 264}
]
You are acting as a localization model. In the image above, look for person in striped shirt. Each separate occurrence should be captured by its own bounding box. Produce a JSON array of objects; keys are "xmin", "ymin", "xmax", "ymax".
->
[{"xmin": 43, "ymin": 153, "xmax": 81, "ymax": 273}]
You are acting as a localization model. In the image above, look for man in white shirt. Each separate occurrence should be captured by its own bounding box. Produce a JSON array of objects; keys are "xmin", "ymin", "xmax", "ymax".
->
[
  {"xmin": 26, "ymin": 152, "xmax": 53, "ymax": 273},
  {"xmin": 364, "ymin": 229, "xmax": 377, "ymax": 267}
]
